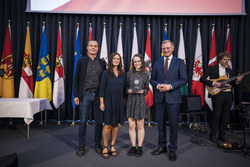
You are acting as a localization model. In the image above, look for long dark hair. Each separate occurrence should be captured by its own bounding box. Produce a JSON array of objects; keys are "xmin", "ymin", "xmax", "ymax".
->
[
  {"xmin": 107, "ymin": 52, "xmax": 124, "ymax": 76},
  {"xmin": 131, "ymin": 54, "xmax": 146, "ymax": 73}
]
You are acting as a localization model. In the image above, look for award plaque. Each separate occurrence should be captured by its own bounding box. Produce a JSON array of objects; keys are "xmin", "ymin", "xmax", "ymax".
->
[{"xmin": 132, "ymin": 77, "xmax": 143, "ymax": 93}]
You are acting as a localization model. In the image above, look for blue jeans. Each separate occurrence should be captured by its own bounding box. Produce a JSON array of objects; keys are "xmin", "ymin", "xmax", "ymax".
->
[{"xmin": 79, "ymin": 92, "xmax": 103, "ymax": 146}]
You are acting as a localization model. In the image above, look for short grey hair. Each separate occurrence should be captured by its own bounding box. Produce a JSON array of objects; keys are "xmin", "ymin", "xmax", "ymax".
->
[{"xmin": 162, "ymin": 40, "xmax": 174, "ymax": 47}]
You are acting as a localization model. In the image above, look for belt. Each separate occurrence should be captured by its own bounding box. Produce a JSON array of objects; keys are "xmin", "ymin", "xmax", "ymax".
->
[{"xmin": 85, "ymin": 89, "xmax": 97, "ymax": 93}]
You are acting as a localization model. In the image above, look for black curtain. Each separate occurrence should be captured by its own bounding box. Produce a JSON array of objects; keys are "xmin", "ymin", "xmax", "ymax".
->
[{"xmin": 1, "ymin": 0, "xmax": 250, "ymax": 120}]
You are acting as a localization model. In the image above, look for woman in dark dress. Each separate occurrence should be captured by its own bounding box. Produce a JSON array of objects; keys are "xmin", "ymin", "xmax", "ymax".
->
[
  {"xmin": 126, "ymin": 54, "xmax": 149, "ymax": 157},
  {"xmin": 99, "ymin": 53, "xmax": 126, "ymax": 158}
]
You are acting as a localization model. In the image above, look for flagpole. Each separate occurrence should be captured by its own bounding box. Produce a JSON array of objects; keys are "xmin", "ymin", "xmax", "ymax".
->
[
  {"xmin": 145, "ymin": 24, "xmax": 153, "ymax": 127},
  {"xmin": 71, "ymin": 108, "xmax": 76, "ymax": 126},
  {"xmin": 38, "ymin": 21, "xmax": 46, "ymax": 126},
  {"xmin": 226, "ymin": 24, "xmax": 231, "ymax": 129},
  {"xmin": 7, "ymin": 20, "xmax": 14, "ymax": 126},
  {"xmin": 57, "ymin": 107, "xmax": 62, "ymax": 125},
  {"xmin": 56, "ymin": 21, "xmax": 63, "ymax": 126}
]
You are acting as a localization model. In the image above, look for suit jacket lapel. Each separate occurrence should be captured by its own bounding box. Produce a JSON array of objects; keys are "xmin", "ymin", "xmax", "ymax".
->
[
  {"xmin": 167, "ymin": 57, "xmax": 176, "ymax": 75},
  {"xmin": 159, "ymin": 59, "xmax": 165, "ymax": 75}
]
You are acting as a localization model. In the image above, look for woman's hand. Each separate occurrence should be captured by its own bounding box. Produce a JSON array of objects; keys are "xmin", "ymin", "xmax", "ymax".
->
[
  {"xmin": 128, "ymin": 89, "xmax": 133, "ymax": 94},
  {"xmin": 137, "ymin": 90, "xmax": 144, "ymax": 94},
  {"xmin": 100, "ymin": 103, "xmax": 105, "ymax": 111}
]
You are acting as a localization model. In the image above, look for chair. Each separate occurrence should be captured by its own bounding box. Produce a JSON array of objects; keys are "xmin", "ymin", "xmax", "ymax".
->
[{"xmin": 179, "ymin": 95, "xmax": 207, "ymax": 131}]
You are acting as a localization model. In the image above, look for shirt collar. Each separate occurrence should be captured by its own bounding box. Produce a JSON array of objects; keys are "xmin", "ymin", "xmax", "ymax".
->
[
  {"xmin": 219, "ymin": 63, "xmax": 227, "ymax": 69},
  {"xmin": 164, "ymin": 55, "xmax": 173, "ymax": 61}
]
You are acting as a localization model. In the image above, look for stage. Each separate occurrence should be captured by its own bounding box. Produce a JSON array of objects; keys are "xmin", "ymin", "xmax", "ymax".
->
[{"xmin": 0, "ymin": 120, "xmax": 249, "ymax": 167}]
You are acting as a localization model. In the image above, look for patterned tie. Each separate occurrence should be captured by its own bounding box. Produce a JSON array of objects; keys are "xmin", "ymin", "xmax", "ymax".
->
[{"xmin": 164, "ymin": 58, "xmax": 169, "ymax": 75}]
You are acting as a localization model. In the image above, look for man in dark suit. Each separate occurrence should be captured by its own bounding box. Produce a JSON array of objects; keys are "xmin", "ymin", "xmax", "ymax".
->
[
  {"xmin": 150, "ymin": 40, "xmax": 188, "ymax": 161},
  {"xmin": 74, "ymin": 40, "xmax": 106, "ymax": 156},
  {"xmin": 200, "ymin": 51, "xmax": 243, "ymax": 143}
]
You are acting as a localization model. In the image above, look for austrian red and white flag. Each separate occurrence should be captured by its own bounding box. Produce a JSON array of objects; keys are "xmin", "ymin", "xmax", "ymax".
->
[
  {"xmin": 225, "ymin": 26, "xmax": 232, "ymax": 69},
  {"xmin": 19, "ymin": 24, "xmax": 34, "ymax": 98},
  {"xmin": 206, "ymin": 26, "xmax": 217, "ymax": 110},
  {"xmin": 53, "ymin": 24, "xmax": 65, "ymax": 109},
  {"xmin": 144, "ymin": 26, "xmax": 153, "ymax": 108},
  {"xmin": 191, "ymin": 25, "xmax": 204, "ymax": 106},
  {"xmin": 89, "ymin": 24, "xmax": 92, "ymax": 41}
]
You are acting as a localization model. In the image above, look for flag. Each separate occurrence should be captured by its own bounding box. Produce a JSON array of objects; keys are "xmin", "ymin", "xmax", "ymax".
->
[
  {"xmin": 144, "ymin": 26, "xmax": 154, "ymax": 108},
  {"xmin": 71, "ymin": 25, "xmax": 81, "ymax": 108},
  {"xmin": 191, "ymin": 25, "xmax": 204, "ymax": 106},
  {"xmin": 206, "ymin": 26, "xmax": 217, "ymax": 110},
  {"xmin": 53, "ymin": 23, "xmax": 65, "ymax": 109},
  {"xmin": 225, "ymin": 25, "xmax": 234, "ymax": 110},
  {"xmin": 0, "ymin": 22, "xmax": 14, "ymax": 98},
  {"xmin": 100, "ymin": 24, "xmax": 108, "ymax": 64},
  {"xmin": 34, "ymin": 25, "xmax": 52, "ymax": 102},
  {"xmin": 117, "ymin": 23, "xmax": 124, "ymax": 70},
  {"xmin": 130, "ymin": 23, "xmax": 138, "ymax": 68},
  {"xmin": 225, "ymin": 26, "xmax": 232, "ymax": 69},
  {"xmin": 178, "ymin": 25, "xmax": 188, "ymax": 95},
  {"xmin": 161, "ymin": 25, "xmax": 167, "ymax": 59},
  {"xmin": 19, "ymin": 24, "xmax": 34, "ymax": 98},
  {"xmin": 89, "ymin": 24, "xmax": 92, "ymax": 41}
]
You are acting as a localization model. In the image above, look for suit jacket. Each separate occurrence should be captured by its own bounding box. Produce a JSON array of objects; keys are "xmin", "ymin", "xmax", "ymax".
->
[
  {"xmin": 200, "ymin": 64, "xmax": 236, "ymax": 87},
  {"xmin": 150, "ymin": 57, "xmax": 188, "ymax": 104},
  {"xmin": 73, "ymin": 56, "xmax": 106, "ymax": 100}
]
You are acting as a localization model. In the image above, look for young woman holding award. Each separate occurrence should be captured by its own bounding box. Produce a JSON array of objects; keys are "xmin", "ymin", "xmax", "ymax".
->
[{"xmin": 126, "ymin": 54, "xmax": 149, "ymax": 157}]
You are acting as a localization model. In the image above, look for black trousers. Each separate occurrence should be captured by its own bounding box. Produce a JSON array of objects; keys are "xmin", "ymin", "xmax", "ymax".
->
[{"xmin": 210, "ymin": 91, "xmax": 233, "ymax": 138}]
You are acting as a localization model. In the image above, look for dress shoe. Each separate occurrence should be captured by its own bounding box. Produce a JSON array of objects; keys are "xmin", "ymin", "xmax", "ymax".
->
[
  {"xmin": 151, "ymin": 147, "xmax": 168, "ymax": 155},
  {"xmin": 135, "ymin": 147, "xmax": 142, "ymax": 157},
  {"xmin": 95, "ymin": 143, "xmax": 102, "ymax": 154},
  {"xmin": 209, "ymin": 135, "xmax": 218, "ymax": 144},
  {"xmin": 169, "ymin": 151, "xmax": 177, "ymax": 161},
  {"xmin": 127, "ymin": 147, "xmax": 136, "ymax": 156},
  {"xmin": 76, "ymin": 146, "xmax": 85, "ymax": 156}
]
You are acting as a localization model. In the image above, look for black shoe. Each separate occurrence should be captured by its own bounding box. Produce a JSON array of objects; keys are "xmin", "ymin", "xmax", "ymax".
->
[
  {"xmin": 151, "ymin": 147, "xmax": 168, "ymax": 155},
  {"xmin": 169, "ymin": 151, "xmax": 176, "ymax": 161},
  {"xmin": 127, "ymin": 147, "xmax": 136, "ymax": 156},
  {"xmin": 135, "ymin": 147, "xmax": 142, "ymax": 157},
  {"xmin": 76, "ymin": 146, "xmax": 85, "ymax": 156},
  {"xmin": 95, "ymin": 143, "xmax": 102, "ymax": 154},
  {"xmin": 209, "ymin": 135, "xmax": 218, "ymax": 144}
]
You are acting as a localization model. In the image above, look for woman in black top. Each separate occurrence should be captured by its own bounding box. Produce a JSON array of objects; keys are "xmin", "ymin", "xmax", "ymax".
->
[
  {"xmin": 99, "ymin": 53, "xmax": 126, "ymax": 158},
  {"xmin": 126, "ymin": 54, "xmax": 149, "ymax": 157}
]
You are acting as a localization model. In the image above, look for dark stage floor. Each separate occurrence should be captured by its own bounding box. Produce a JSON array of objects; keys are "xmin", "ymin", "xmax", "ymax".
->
[{"xmin": 0, "ymin": 120, "xmax": 250, "ymax": 167}]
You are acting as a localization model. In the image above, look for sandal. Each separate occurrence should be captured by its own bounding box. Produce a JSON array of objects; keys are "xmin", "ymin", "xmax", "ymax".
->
[
  {"xmin": 102, "ymin": 145, "xmax": 109, "ymax": 159},
  {"xmin": 110, "ymin": 145, "xmax": 117, "ymax": 157}
]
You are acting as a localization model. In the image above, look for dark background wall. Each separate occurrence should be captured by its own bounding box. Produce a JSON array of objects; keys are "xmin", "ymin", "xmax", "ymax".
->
[{"xmin": 0, "ymin": 0, "xmax": 250, "ymax": 120}]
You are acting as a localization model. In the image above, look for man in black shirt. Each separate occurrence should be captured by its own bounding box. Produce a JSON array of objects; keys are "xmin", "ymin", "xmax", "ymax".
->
[{"xmin": 74, "ymin": 40, "xmax": 106, "ymax": 156}]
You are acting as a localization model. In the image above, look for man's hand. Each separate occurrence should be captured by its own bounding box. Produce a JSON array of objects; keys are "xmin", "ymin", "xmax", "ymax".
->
[
  {"xmin": 214, "ymin": 82, "xmax": 222, "ymax": 88},
  {"xmin": 236, "ymin": 75, "xmax": 244, "ymax": 84},
  {"xmin": 158, "ymin": 84, "xmax": 171, "ymax": 92},
  {"xmin": 74, "ymin": 97, "xmax": 79, "ymax": 106}
]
